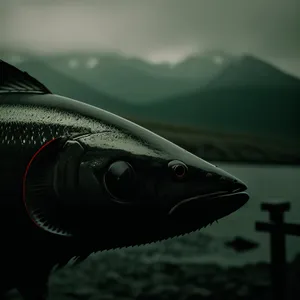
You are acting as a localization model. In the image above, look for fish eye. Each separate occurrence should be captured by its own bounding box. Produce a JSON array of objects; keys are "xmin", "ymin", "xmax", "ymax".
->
[
  {"xmin": 168, "ymin": 160, "xmax": 188, "ymax": 180},
  {"xmin": 104, "ymin": 161, "xmax": 136, "ymax": 202}
]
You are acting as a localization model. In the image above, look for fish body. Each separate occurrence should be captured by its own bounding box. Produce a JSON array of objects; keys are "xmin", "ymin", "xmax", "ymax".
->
[{"xmin": 0, "ymin": 60, "xmax": 249, "ymax": 299}]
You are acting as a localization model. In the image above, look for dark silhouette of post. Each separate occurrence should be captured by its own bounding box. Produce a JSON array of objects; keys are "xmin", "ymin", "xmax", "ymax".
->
[{"xmin": 255, "ymin": 201, "xmax": 290, "ymax": 300}]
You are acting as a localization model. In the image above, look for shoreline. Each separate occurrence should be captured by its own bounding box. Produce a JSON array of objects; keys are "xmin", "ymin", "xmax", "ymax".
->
[{"xmin": 5, "ymin": 252, "xmax": 300, "ymax": 300}]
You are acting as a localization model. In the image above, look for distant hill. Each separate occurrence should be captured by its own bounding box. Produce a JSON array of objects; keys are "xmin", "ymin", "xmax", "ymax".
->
[
  {"xmin": 142, "ymin": 86, "xmax": 299, "ymax": 137},
  {"xmin": 138, "ymin": 87, "xmax": 299, "ymax": 140},
  {"xmin": 206, "ymin": 55, "xmax": 300, "ymax": 89},
  {"xmin": 17, "ymin": 60, "xmax": 135, "ymax": 115}
]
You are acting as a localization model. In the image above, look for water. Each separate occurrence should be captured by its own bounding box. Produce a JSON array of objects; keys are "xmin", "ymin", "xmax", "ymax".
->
[{"xmin": 199, "ymin": 163, "xmax": 300, "ymax": 266}]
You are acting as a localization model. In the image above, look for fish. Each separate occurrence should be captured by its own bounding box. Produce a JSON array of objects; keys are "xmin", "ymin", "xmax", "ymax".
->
[
  {"xmin": 224, "ymin": 236, "xmax": 259, "ymax": 253},
  {"xmin": 0, "ymin": 60, "xmax": 249, "ymax": 299}
]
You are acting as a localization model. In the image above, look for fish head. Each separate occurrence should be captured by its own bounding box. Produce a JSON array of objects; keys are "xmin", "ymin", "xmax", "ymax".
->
[
  {"xmin": 24, "ymin": 121, "xmax": 248, "ymax": 249},
  {"xmin": 62, "ymin": 127, "xmax": 249, "ymax": 248}
]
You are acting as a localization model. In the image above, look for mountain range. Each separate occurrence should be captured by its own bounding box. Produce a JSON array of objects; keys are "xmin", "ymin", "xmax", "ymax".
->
[{"xmin": 1, "ymin": 49, "xmax": 233, "ymax": 103}]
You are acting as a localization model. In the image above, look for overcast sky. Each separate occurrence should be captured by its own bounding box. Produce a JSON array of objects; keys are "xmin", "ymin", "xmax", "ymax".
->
[{"xmin": 1, "ymin": 0, "xmax": 300, "ymax": 76}]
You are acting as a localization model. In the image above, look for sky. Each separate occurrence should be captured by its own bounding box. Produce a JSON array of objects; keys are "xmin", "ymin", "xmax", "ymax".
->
[{"xmin": 1, "ymin": 0, "xmax": 300, "ymax": 76}]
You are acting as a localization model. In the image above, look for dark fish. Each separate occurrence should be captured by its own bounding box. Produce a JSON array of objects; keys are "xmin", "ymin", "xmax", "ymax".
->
[
  {"xmin": 225, "ymin": 236, "xmax": 259, "ymax": 253},
  {"xmin": 0, "ymin": 60, "xmax": 249, "ymax": 299}
]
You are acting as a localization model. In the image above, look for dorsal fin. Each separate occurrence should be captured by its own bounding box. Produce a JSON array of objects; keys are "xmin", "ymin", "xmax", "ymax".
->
[{"xmin": 0, "ymin": 59, "xmax": 52, "ymax": 94}]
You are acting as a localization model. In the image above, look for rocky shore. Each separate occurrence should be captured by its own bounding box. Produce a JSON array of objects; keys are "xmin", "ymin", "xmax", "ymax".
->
[
  {"xmin": 4, "ymin": 234, "xmax": 300, "ymax": 300},
  {"xmin": 5, "ymin": 254, "xmax": 300, "ymax": 300}
]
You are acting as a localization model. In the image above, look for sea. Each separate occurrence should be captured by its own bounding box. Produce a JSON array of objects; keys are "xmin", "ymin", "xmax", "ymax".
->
[{"xmin": 193, "ymin": 163, "xmax": 300, "ymax": 267}]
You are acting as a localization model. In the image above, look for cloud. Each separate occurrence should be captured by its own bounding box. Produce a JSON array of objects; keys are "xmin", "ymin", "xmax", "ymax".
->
[{"xmin": 1, "ymin": 0, "xmax": 300, "ymax": 74}]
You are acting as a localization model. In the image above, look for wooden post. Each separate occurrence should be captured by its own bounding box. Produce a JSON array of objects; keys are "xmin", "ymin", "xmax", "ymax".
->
[{"xmin": 255, "ymin": 201, "xmax": 290, "ymax": 300}]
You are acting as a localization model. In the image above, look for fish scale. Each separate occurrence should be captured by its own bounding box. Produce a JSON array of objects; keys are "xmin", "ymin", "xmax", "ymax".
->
[{"xmin": 0, "ymin": 121, "xmax": 61, "ymax": 147}]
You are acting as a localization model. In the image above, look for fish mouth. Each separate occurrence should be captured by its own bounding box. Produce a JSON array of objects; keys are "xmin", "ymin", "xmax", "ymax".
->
[{"xmin": 168, "ymin": 183, "xmax": 249, "ymax": 229}]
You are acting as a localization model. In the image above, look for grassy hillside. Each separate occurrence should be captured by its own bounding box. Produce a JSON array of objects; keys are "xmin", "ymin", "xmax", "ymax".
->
[{"xmin": 136, "ymin": 86, "xmax": 300, "ymax": 139}]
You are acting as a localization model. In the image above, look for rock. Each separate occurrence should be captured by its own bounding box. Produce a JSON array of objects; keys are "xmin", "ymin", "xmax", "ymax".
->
[{"xmin": 8, "ymin": 243, "xmax": 299, "ymax": 300}]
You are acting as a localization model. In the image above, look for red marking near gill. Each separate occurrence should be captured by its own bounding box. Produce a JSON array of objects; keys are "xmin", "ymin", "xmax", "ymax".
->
[{"xmin": 22, "ymin": 138, "xmax": 57, "ymax": 229}]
